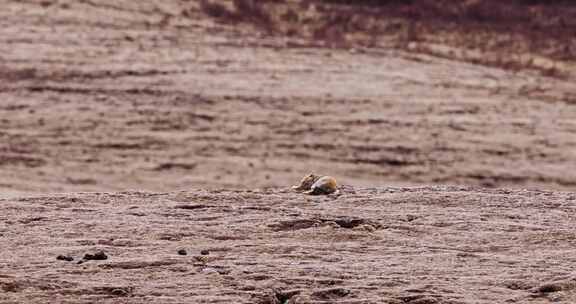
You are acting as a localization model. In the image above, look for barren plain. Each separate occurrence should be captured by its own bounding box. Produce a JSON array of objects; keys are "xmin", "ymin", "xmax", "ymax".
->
[{"xmin": 1, "ymin": 1, "xmax": 576, "ymax": 303}]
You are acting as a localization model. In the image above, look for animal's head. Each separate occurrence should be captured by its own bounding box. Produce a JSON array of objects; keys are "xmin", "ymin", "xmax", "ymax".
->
[{"xmin": 292, "ymin": 173, "xmax": 321, "ymax": 191}]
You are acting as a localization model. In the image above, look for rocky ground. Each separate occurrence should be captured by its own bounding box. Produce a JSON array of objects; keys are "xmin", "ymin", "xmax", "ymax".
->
[
  {"xmin": 1, "ymin": 0, "xmax": 576, "ymax": 303},
  {"xmin": 2, "ymin": 188, "xmax": 576, "ymax": 303}
]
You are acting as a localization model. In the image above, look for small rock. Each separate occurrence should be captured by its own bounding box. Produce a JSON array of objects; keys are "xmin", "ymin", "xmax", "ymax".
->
[
  {"xmin": 200, "ymin": 250, "xmax": 210, "ymax": 255},
  {"xmin": 201, "ymin": 267, "xmax": 218, "ymax": 274},
  {"xmin": 352, "ymin": 224, "xmax": 377, "ymax": 233},
  {"xmin": 215, "ymin": 267, "xmax": 231, "ymax": 275},
  {"xmin": 194, "ymin": 255, "xmax": 210, "ymax": 263},
  {"xmin": 537, "ymin": 283, "xmax": 564, "ymax": 293},
  {"xmin": 177, "ymin": 249, "xmax": 188, "ymax": 256},
  {"xmin": 405, "ymin": 214, "xmax": 419, "ymax": 222},
  {"xmin": 84, "ymin": 251, "xmax": 108, "ymax": 261},
  {"xmin": 56, "ymin": 255, "xmax": 74, "ymax": 262}
]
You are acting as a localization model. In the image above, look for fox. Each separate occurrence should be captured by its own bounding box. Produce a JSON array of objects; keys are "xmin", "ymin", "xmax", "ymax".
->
[{"xmin": 292, "ymin": 173, "xmax": 338, "ymax": 195}]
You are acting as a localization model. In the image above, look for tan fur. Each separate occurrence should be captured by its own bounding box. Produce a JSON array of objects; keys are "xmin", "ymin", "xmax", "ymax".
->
[
  {"xmin": 291, "ymin": 173, "xmax": 321, "ymax": 192},
  {"xmin": 292, "ymin": 173, "xmax": 338, "ymax": 195}
]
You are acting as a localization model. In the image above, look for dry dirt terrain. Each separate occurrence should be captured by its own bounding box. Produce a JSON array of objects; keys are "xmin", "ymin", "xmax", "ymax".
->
[
  {"xmin": 1, "ymin": 0, "xmax": 576, "ymax": 303},
  {"xmin": 2, "ymin": 188, "xmax": 576, "ymax": 303},
  {"xmin": 1, "ymin": 0, "xmax": 576, "ymax": 196}
]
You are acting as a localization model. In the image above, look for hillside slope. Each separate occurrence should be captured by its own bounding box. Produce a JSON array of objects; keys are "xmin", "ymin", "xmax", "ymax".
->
[{"xmin": 1, "ymin": 1, "xmax": 576, "ymax": 196}]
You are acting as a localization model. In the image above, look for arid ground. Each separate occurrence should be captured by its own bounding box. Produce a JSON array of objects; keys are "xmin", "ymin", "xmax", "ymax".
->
[
  {"xmin": 1, "ymin": 0, "xmax": 576, "ymax": 303},
  {"xmin": 3, "ymin": 188, "xmax": 576, "ymax": 303}
]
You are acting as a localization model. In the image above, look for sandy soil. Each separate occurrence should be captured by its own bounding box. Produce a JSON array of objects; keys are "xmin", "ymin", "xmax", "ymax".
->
[
  {"xmin": 1, "ymin": 1, "xmax": 576, "ymax": 303},
  {"xmin": 1, "ymin": 0, "xmax": 576, "ymax": 197},
  {"xmin": 2, "ymin": 188, "xmax": 576, "ymax": 303}
]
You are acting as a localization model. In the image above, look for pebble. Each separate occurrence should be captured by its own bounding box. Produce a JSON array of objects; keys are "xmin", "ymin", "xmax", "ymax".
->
[
  {"xmin": 84, "ymin": 251, "xmax": 108, "ymax": 261},
  {"xmin": 56, "ymin": 255, "xmax": 74, "ymax": 262}
]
